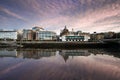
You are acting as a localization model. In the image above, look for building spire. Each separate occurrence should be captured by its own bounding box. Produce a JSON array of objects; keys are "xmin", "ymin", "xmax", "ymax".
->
[
  {"xmin": 65, "ymin": 25, "xmax": 67, "ymax": 29},
  {"xmin": 72, "ymin": 28, "xmax": 74, "ymax": 32}
]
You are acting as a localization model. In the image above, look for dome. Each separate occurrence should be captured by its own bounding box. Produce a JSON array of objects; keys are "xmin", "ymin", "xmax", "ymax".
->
[
  {"xmin": 32, "ymin": 26, "xmax": 44, "ymax": 31},
  {"xmin": 60, "ymin": 26, "xmax": 69, "ymax": 36}
]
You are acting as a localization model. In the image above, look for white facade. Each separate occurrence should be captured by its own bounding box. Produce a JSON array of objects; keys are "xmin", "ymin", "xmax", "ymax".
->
[
  {"xmin": 60, "ymin": 36, "xmax": 66, "ymax": 41},
  {"xmin": 0, "ymin": 31, "xmax": 17, "ymax": 40},
  {"xmin": 84, "ymin": 35, "xmax": 90, "ymax": 41},
  {"xmin": 36, "ymin": 31, "xmax": 56, "ymax": 40},
  {"xmin": 60, "ymin": 31, "xmax": 90, "ymax": 42}
]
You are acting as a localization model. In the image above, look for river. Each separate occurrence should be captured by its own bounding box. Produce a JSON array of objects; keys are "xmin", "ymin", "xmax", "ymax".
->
[{"xmin": 0, "ymin": 48, "xmax": 120, "ymax": 80}]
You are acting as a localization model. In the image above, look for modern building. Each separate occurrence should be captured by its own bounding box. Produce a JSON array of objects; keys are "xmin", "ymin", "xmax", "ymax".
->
[
  {"xmin": 32, "ymin": 26, "xmax": 44, "ymax": 31},
  {"xmin": 22, "ymin": 27, "xmax": 57, "ymax": 41},
  {"xmin": 0, "ymin": 30, "xmax": 17, "ymax": 41},
  {"xmin": 22, "ymin": 29, "xmax": 33, "ymax": 40},
  {"xmin": 36, "ymin": 31, "xmax": 56, "ymax": 41},
  {"xmin": 60, "ymin": 26, "xmax": 90, "ymax": 41}
]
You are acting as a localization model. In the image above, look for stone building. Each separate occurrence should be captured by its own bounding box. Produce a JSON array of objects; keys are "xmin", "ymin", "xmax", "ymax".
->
[{"xmin": 60, "ymin": 26, "xmax": 90, "ymax": 41}]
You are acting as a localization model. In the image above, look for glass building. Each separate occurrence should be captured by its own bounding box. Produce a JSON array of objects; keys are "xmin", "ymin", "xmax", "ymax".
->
[
  {"xmin": 36, "ymin": 31, "xmax": 56, "ymax": 41},
  {"xmin": 0, "ymin": 30, "xmax": 17, "ymax": 40},
  {"xmin": 22, "ymin": 27, "xmax": 57, "ymax": 41}
]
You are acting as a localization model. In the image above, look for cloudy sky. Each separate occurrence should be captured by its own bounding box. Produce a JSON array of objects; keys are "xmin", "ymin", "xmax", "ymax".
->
[{"xmin": 0, "ymin": 0, "xmax": 120, "ymax": 34}]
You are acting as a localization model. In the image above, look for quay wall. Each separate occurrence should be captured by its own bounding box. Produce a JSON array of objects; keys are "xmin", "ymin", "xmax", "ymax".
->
[
  {"xmin": 17, "ymin": 41, "xmax": 117, "ymax": 48},
  {"xmin": 0, "ymin": 41, "xmax": 119, "ymax": 48}
]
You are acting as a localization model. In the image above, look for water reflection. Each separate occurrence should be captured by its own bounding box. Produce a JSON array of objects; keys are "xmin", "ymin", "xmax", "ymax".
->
[
  {"xmin": 89, "ymin": 48, "xmax": 120, "ymax": 58},
  {"xmin": 0, "ymin": 48, "xmax": 120, "ymax": 80},
  {"xmin": 0, "ymin": 48, "xmax": 17, "ymax": 57},
  {"xmin": 0, "ymin": 49, "xmax": 92, "ymax": 60},
  {"xmin": 17, "ymin": 49, "xmax": 56, "ymax": 59},
  {"xmin": 0, "ymin": 48, "xmax": 120, "ymax": 59},
  {"xmin": 59, "ymin": 50, "xmax": 91, "ymax": 62}
]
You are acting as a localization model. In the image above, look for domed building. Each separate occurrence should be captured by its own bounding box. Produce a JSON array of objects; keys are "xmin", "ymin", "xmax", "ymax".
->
[
  {"xmin": 60, "ymin": 26, "xmax": 69, "ymax": 36},
  {"xmin": 32, "ymin": 26, "xmax": 44, "ymax": 31},
  {"xmin": 60, "ymin": 26, "xmax": 90, "ymax": 42}
]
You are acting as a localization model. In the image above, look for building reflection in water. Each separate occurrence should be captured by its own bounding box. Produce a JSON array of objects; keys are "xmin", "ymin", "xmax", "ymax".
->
[
  {"xmin": 0, "ymin": 48, "xmax": 120, "ymax": 59},
  {"xmin": 0, "ymin": 48, "xmax": 91, "ymax": 60},
  {"xmin": 0, "ymin": 48, "xmax": 17, "ymax": 57},
  {"xmin": 17, "ymin": 49, "xmax": 57, "ymax": 59},
  {"xmin": 59, "ymin": 49, "xmax": 91, "ymax": 62},
  {"xmin": 88, "ymin": 48, "xmax": 120, "ymax": 58},
  {"xmin": 17, "ymin": 49, "xmax": 91, "ymax": 60},
  {"xmin": 0, "ymin": 48, "xmax": 120, "ymax": 80}
]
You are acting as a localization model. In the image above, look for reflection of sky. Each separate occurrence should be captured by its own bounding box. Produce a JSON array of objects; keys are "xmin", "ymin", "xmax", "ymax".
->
[
  {"xmin": 0, "ymin": 52, "xmax": 120, "ymax": 80},
  {"xmin": 0, "ymin": 0, "xmax": 120, "ymax": 34}
]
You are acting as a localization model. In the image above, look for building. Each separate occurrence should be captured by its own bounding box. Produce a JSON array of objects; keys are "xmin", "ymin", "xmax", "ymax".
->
[
  {"xmin": 32, "ymin": 26, "xmax": 44, "ymax": 31},
  {"xmin": 60, "ymin": 26, "xmax": 69, "ymax": 36},
  {"xmin": 17, "ymin": 30, "xmax": 23, "ymax": 41},
  {"xmin": 90, "ymin": 32, "xmax": 105, "ymax": 42},
  {"xmin": 0, "ymin": 30, "xmax": 17, "ymax": 41},
  {"xmin": 36, "ymin": 31, "xmax": 56, "ymax": 41},
  {"xmin": 22, "ymin": 27, "xmax": 57, "ymax": 41},
  {"xmin": 60, "ymin": 26, "xmax": 90, "ymax": 41},
  {"xmin": 104, "ymin": 32, "xmax": 115, "ymax": 39},
  {"xmin": 22, "ymin": 29, "xmax": 33, "ymax": 40}
]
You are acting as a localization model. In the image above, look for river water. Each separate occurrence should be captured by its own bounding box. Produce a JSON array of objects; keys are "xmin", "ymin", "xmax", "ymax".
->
[{"xmin": 0, "ymin": 48, "xmax": 120, "ymax": 80}]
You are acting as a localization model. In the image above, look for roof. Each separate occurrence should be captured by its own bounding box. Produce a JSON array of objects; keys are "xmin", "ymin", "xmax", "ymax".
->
[{"xmin": 32, "ymin": 26, "xmax": 44, "ymax": 30}]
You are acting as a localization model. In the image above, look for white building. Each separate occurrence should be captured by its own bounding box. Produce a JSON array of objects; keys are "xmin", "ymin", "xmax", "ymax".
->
[
  {"xmin": 0, "ymin": 30, "xmax": 17, "ymax": 40},
  {"xmin": 60, "ymin": 27, "xmax": 90, "ymax": 41},
  {"xmin": 36, "ymin": 31, "xmax": 56, "ymax": 41}
]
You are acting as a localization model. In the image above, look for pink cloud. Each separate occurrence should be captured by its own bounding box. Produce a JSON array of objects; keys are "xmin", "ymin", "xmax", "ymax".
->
[{"xmin": 0, "ymin": 6, "xmax": 27, "ymax": 21}]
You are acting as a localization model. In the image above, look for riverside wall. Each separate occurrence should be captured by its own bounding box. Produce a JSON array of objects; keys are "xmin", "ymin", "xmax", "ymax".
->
[
  {"xmin": 0, "ymin": 41, "xmax": 119, "ymax": 48},
  {"xmin": 17, "ymin": 41, "xmax": 119, "ymax": 49}
]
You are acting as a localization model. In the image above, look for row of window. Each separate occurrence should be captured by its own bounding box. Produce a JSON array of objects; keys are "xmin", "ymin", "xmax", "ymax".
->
[
  {"xmin": 66, "ymin": 36, "xmax": 84, "ymax": 39},
  {"xmin": 66, "ymin": 39, "xmax": 84, "ymax": 41}
]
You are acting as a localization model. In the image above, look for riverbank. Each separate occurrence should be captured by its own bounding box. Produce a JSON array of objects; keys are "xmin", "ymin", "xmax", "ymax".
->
[
  {"xmin": 0, "ymin": 41, "xmax": 119, "ymax": 48},
  {"xmin": 17, "ymin": 41, "xmax": 120, "ymax": 48}
]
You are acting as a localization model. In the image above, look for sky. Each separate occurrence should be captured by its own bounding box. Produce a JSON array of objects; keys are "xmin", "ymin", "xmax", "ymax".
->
[{"xmin": 0, "ymin": 0, "xmax": 120, "ymax": 34}]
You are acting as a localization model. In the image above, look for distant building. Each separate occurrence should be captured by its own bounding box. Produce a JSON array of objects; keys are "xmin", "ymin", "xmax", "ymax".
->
[
  {"xmin": 32, "ymin": 26, "xmax": 44, "ymax": 31},
  {"xmin": 90, "ymin": 33, "xmax": 105, "ymax": 42},
  {"xmin": 36, "ymin": 31, "xmax": 56, "ymax": 41},
  {"xmin": 17, "ymin": 30, "xmax": 23, "ymax": 41},
  {"xmin": 0, "ymin": 30, "xmax": 17, "ymax": 41},
  {"xmin": 60, "ymin": 26, "xmax": 90, "ymax": 41},
  {"xmin": 22, "ymin": 29, "xmax": 33, "ymax": 40},
  {"xmin": 60, "ymin": 26, "xmax": 69, "ymax": 36},
  {"xmin": 104, "ymin": 32, "xmax": 115, "ymax": 39},
  {"xmin": 22, "ymin": 27, "xmax": 57, "ymax": 41}
]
